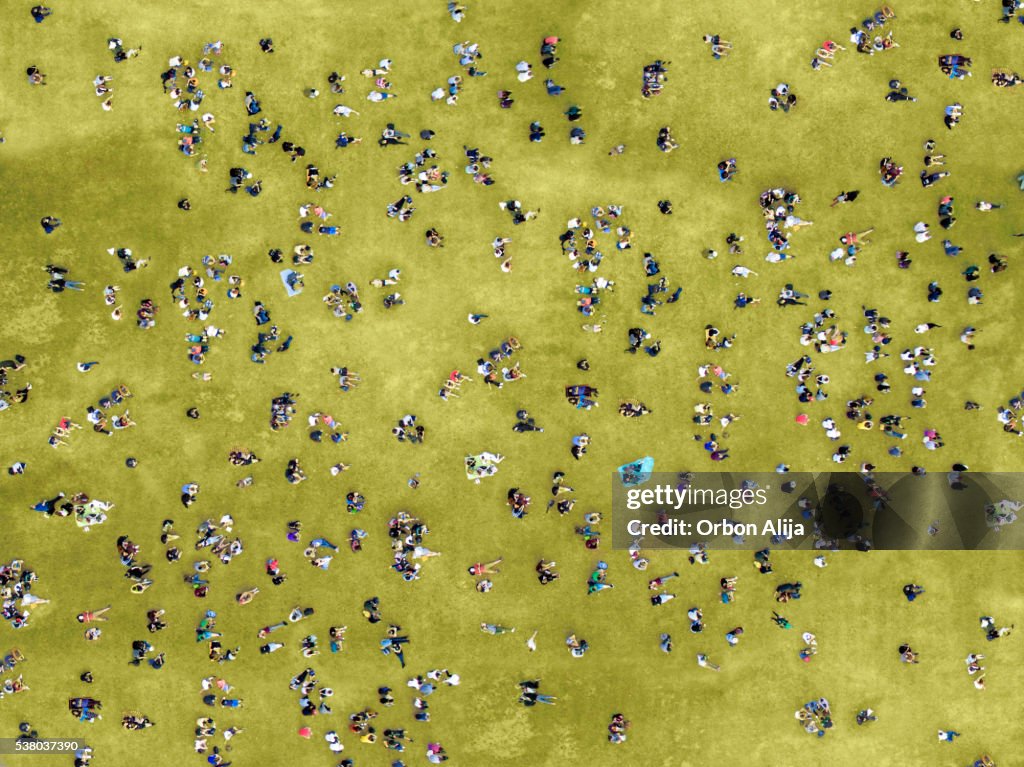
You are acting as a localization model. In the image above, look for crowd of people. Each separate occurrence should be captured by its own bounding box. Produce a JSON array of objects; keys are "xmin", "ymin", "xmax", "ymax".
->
[{"xmin": 4, "ymin": 3, "xmax": 1023, "ymax": 765}]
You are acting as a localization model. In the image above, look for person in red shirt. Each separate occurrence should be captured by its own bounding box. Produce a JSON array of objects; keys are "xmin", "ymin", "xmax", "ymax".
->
[
  {"xmin": 76, "ymin": 605, "xmax": 112, "ymax": 623},
  {"xmin": 467, "ymin": 558, "xmax": 503, "ymax": 576}
]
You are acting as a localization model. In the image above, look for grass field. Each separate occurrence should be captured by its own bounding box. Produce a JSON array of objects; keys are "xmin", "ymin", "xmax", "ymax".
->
[{"xmin": 2, "ymin": 1, "xmax": 1023, "ymax": 765}]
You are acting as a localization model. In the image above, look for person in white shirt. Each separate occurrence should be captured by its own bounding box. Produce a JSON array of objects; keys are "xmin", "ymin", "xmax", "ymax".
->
[
  {"xmin": 325, "ymin": 731, "xmax": 344, "ymax": 752},
  {"xmin": 696, "ymin": 653, "xmax": 720, "ymax": 670}
]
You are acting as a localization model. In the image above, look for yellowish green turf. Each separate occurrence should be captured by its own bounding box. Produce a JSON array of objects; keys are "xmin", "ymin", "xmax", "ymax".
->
[{"xmin": 2, "ymin": 1, "xmax": 1024, "ymax": 765}]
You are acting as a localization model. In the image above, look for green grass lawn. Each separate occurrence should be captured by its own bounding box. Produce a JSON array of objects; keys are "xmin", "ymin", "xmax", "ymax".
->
[{"xmin": 2, "ymin": 1, "xmax": 1024, "ymax": 765}]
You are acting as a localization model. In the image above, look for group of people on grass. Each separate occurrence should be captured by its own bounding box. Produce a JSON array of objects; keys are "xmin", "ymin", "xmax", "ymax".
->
[{"xmin": 6, "ymin": 4, "xmax": 1024, "ymax": 764}]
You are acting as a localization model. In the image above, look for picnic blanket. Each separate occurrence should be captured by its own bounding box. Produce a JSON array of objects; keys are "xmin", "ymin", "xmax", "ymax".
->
[
  {"xmin": 280, "ymin": 269, "xmax": 304, "ymax": 297},
  {"xmin": 618, "ymin": 456, "xmax": 654, "ymax": 486},
  {"xmin": 465, "ymin": 452, "xmax": 504, "ymax": 482}
]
